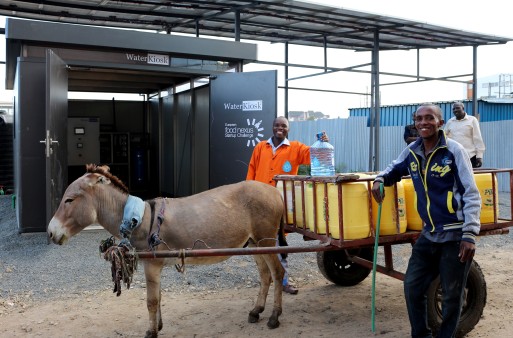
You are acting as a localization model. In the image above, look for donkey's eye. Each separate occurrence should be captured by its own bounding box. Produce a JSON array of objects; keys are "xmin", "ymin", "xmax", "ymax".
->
[{"xmin": 64, "ymin": 198, "xmax": 74, "ymax": 204}]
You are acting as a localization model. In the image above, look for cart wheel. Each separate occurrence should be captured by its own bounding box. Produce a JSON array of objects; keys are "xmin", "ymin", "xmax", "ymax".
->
[
  {"xmin": 427, "ymin": 260, "xmax": 487, "ymax": 338},
  {"xmin": 316, "ymin": 248, "xmax": 373, "ymax": 286}
]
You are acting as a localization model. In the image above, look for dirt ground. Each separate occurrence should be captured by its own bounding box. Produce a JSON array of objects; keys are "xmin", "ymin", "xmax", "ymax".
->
[{"xmin": 1, "ymin": 245, "xmax": 512, "ymax": 338}]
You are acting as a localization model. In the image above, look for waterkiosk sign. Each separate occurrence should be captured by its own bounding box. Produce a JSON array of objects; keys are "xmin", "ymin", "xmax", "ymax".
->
[
  {"xmin": 209, "ymin": 70, "xmax": 277, "ymax": 188},
  {"xmin": 125, "ymin": 53, "xmax": 170, "ymax": 66}
]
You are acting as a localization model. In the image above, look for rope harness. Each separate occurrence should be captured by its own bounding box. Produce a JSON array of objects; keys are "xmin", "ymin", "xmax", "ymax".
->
[{"xmin": 99, "ymin": 237, "xmax": 138, "ymax": 296}]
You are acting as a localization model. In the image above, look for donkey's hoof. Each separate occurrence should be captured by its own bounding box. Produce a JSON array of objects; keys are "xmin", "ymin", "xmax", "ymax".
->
[
  {"xmin": 248, "ymin": 312, "xmax": 260, "ymax": 323},
  {"xmin": 145, "ymin": 329, "xmax": 158, "ymax": 338},
  {"xmin": 267, "ymin": 318, "xmax": 280, "ymax": 329},
  {"xmin": 158, "ymin": 319, "xmax": 163, "ymax": 331}
]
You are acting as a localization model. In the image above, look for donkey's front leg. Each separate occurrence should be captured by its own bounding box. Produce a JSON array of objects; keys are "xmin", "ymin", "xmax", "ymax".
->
[{"xmin": 143, "ymin": 260, "xmax": 165, "ymax": 338}]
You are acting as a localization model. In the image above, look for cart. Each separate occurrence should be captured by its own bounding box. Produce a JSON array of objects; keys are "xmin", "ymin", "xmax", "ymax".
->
[
  {"xmin": 273, "ymin": 168, "xmax": 513, "ymax": 337},
  {"xmin": 137, "ymin": 169, "xmax": 512, "ymax": 337}
]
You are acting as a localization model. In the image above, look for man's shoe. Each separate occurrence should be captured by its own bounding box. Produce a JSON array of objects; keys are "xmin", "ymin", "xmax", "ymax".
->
[{"xmin": 283, "ymin": 284, "xmax": 298, "ymax": 295}]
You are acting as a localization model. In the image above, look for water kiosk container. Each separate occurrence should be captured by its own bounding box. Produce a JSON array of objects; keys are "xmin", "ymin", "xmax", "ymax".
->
[
  {"xmin": 474, "ymin": 173, "xmax": 499, "ymax": 224},
  {"xmin": 403, "ymin": 178, "xmax": 423, "ymax": 230},
  {"xmin": 276, "ymin": 181, "xmax": 304, "ymax": 227},
  {"xmin": 304, "ymin": 181, "xmax": 370, "ymax": 239}
]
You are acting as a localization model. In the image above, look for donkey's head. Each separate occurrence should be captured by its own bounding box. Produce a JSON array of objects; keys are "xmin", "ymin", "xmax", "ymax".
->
[{"xmin": 47, "ymin": 164, "xmax": 128, "ymax": 245}]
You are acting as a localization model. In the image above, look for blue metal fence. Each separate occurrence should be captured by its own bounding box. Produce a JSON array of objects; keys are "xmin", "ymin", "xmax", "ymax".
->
[{"xmin": 349, "ymin": 99, "xmax": 513, "ymax": 126}]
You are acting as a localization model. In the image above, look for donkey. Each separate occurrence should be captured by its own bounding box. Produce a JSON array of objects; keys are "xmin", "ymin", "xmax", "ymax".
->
[{"xmin": 47, "ymin": 164, "xmax": 286, "ymax": 338}]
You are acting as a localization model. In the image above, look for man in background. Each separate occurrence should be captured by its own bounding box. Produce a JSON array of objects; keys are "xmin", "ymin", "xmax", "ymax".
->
[
  {"xmin": 404, "ymin": 112, "xmax": 420, "ymax": 145},
  {"xmin": 445, "ymin": 102, "xmax": 485, "ymax": 168}
]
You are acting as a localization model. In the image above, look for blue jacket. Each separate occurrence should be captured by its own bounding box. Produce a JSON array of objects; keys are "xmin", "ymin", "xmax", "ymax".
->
[{"xmin": 375, "ymin": 131, "xmax": 481, "ymax": 244}]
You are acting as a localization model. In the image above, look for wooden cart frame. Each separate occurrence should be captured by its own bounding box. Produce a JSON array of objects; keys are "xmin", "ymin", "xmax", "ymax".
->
[{"xmin": 138, "ymin": 168, "xmax": 512, "ymax": 336}]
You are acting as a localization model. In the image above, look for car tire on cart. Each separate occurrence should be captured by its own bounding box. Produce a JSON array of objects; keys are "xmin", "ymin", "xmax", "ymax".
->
[
  {"xmin": 316, "ymin": 248, "xmax": 373, "ymax": 286},
  {"xmin": 427, "ymin": 260, "xmax": 487, "ymax": 338}
]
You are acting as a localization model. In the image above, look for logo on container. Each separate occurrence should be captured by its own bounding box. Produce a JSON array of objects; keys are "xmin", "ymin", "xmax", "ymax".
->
[{"xmin": 224, "ymin": 118, "xmax": 264, "ymax": 147}]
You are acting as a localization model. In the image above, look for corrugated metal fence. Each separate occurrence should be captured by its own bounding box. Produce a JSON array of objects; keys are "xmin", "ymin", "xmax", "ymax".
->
[
  {"xmin": 349, "ymin": 100, "xmax": 513, "ymax": 126},
  {"xmin": 290, "ymin": 118, "xmax": 513, "ymax": 192}
]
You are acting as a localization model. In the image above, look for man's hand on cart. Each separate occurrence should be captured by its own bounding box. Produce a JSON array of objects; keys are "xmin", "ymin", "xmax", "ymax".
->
[
  {"xmin": 459, "ymin": 241, "xmax": 476, "ymax": 262},
  {"xmin": 371, "ymin": 181, "xmax": 385, "ymax": 203}
]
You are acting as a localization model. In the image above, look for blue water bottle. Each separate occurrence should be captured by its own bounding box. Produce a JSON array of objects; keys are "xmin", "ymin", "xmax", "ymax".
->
[{"xmin": 310, "ymin": 132, "xmax": 335, "ymax": 176}]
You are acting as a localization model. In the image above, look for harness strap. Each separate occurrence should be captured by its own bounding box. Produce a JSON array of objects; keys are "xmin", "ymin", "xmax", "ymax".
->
[
  {"xmin": 147, "ymin": 198, "xmax": 167, "ymax": 251},
  {"xmin": 148, "ymin": 200, "xmax": 156, "ymax": 231}
]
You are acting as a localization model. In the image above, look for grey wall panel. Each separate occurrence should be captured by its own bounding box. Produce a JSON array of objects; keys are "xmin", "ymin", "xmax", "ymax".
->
[
  {"xmin": 160, "ymin": 96, "xmax": 174, "ymax": 196},
  {"xmin": 174, "ymin": 91, "xmax": 193, "ymax": 197},
  {"xmin": 148, "ymin": 98, "xmax": 160, "ymax": 196},
  {"xmin": 193, "ymin": 85, "xmax": 210, "ymax": 193}
]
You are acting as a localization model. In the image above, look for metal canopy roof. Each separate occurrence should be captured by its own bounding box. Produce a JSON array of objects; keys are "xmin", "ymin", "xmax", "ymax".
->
[
  {"xmin": 4, "ymin": 18, "xmax": 257, "ymax": 94},
  {"xmin": 1, "ymin": 0, "xmax": 511, "ymax": 51}
]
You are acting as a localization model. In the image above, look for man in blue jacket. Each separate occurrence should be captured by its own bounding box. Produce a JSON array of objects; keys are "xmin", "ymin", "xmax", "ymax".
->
[{"xmin": 371, "ymin": 103, "xmax": 481, "ymax": 338}]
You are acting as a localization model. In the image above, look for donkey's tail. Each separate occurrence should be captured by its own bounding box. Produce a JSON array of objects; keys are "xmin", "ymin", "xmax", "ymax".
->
[{"xmin": 278, "ymin": 218, "xmax": 288, "ymax": 259}]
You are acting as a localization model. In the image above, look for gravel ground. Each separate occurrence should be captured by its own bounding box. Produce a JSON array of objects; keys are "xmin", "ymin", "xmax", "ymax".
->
[{"xmin": 0, "ymin": 192, "xmax": 512, "ymax": 304}]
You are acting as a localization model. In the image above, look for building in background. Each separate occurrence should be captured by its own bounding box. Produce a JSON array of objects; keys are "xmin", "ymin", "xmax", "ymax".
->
[
  {"xmin": 473, "ymin": 74, "xmax": 513, "ymax": 100},
  {"xmin": 288, "ymin": 110, "xmax": 329, "ymax": 121}
]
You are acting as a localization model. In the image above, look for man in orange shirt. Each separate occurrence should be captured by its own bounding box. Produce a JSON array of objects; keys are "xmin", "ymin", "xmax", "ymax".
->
[
  {"xmin": 247, "ymin": 116, "xmax": 311, "ymax": 186},
  {"xmin": 246, "ymin": 116, "xmax": 328, "ymax": 294}
]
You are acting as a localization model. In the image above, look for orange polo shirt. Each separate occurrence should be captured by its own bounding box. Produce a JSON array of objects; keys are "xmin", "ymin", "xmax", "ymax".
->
[{"xmin": 246, "ymin": 139, "xmax": 311, "ymax": 186}]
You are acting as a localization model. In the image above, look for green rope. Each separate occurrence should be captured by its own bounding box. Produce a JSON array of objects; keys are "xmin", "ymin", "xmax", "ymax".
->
[{"xmin": 371, "ymin": 183, "xmax": 384, "ymax": 332}]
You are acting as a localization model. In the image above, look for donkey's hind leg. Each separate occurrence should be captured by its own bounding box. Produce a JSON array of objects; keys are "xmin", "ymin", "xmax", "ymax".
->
[
  {"xmin": 248, "ymin": 254, "xmax": 273, "ymax": 325},
  {"xmin": 262, "ymin": 253, "xmax": 284, "ymax": 329}
]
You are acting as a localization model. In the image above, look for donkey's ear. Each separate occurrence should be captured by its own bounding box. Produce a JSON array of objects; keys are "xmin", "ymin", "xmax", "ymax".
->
[
  {"xmin": 86, "ymin": 174, "xmax": 111, "ymax": 186},
  {"xmin": 97, "ymin": 175, "xmax": 111, "ymax": 185},
  {"xmin": 98, "ymin": 164, "xmax": 111, "ymax": 173}
]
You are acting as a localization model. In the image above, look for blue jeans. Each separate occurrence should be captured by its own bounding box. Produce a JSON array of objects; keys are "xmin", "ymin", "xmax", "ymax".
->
[
  {"xmin": 404, "ymin": 235, "xmax": 472, "ymax": 338},
  {"xmin": 280, "ymin": 254, "xmax": 289, "ymax": 286},
  {"xmin": 276, "ymin": 238, "xmax": 289, "ymax": 286}
]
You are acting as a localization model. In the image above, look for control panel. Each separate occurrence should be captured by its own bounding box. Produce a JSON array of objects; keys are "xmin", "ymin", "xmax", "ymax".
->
[{"xmin": 67, "ymin": 117, "xmax": 100, "ymax": 166}]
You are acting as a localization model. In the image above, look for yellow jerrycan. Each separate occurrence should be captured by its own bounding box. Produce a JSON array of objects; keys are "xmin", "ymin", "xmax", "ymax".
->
[
  {"xmin": 403, "ymin": 178, "xmax": 423, "ymax": 231},
  {"xmin": 304, "ymin": 179, "xmax": 371, "ymax": 240},
  {"xmin": 474, "ymin": 173, "xmax": 499, "ymax": 224},
  {"xmin": 276, "ymin": 180, "xmax": 305, "ymax": 227},
  {"xmin": 364, "ymin": 174, "xmax": 407, "ymax": 235}
]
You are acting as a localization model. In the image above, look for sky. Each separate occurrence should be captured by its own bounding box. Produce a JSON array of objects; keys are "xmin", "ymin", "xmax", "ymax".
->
[{"xmin": 1, "ymin": 0, "xmax": 512, "ymax": 118}]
